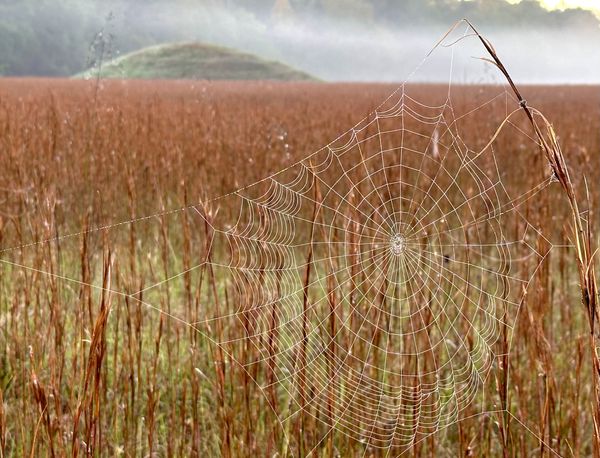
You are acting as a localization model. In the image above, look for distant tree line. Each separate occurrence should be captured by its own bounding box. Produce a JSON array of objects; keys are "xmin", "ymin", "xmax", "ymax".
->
[{"xmin": 0, "ymin": 0, "xmax": 597, "ymax": 76}]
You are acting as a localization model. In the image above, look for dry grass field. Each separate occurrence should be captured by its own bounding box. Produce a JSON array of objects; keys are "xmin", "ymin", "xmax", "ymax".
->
[{"xmin": 0, "ymin": 79, "xmax": 598, "ymax": 457}]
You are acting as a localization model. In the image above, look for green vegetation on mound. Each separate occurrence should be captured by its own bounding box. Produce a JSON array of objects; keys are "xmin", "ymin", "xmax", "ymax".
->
[{"xmin": 77, "ymin": 42, "xmax": 315, "ymax": 81}]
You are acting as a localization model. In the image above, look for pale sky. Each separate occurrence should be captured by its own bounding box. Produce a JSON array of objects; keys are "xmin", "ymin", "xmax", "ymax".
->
[{"xmin": 509, "ymin": 0, "xmax": 600, "ymax": 18}]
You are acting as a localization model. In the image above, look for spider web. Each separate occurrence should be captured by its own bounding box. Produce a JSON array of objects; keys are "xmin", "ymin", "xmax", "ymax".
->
[
  {"xmin": 202, "ymin": 88, "xmax": 553, "ymax": 452},
  {"xmin": 0, "ymin": 22, "xmax": 561, "ymax": 455}
]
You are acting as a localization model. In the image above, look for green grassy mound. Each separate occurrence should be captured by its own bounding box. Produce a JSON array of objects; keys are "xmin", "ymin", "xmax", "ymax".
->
[{"xmin": 78, "ymin": 42, "xmax": 315, "ymax": 81}]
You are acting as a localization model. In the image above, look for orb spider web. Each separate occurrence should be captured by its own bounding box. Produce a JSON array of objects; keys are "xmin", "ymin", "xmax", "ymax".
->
[{"xmin": 199, "ymin": 81, "xmax": 553, "ymax": 453}]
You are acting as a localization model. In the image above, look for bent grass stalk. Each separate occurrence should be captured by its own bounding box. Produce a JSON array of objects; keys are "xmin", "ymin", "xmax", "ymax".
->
[{"xmin": 467, "ymin": 18, "xmax": 600, "ymax": 456}]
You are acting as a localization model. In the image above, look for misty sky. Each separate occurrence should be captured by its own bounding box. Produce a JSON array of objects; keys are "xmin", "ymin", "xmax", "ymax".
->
[
  {"xmin": 1, "ymin": 0, "xmax": 599, "ymax": 83},
  {"xmin": 527, "ymin": 0, "xmax": 600, "ymax": 18}
]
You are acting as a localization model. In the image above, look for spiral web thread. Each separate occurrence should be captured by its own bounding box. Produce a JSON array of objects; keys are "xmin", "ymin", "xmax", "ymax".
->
[
  {"xmin": 0, "ymin": 23, "xmax": 561, "ymax": 455},
  {"xmin": 205, "ymin": 84, "xmax": 554, "ymax": 452}
]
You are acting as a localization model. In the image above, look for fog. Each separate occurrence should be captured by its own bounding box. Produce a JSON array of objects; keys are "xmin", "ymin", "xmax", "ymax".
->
[
  {"xmin": 1, "ymin": 0, "xmax": 599, "ymax": 83},
  {"xmin": 90, "ymin": 0, "xmax": 600, "ymax": 84}
]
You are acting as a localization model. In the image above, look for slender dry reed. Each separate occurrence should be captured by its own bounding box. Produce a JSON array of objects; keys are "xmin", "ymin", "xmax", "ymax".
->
[{"xmin": 467, "ymin": 19, "xmax": 600, "ymax": 455}]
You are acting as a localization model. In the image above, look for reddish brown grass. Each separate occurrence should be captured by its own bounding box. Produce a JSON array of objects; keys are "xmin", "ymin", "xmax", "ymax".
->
[{"xmin": 0, "ymin": 78, "xmax": 598, "ymax": 456}]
